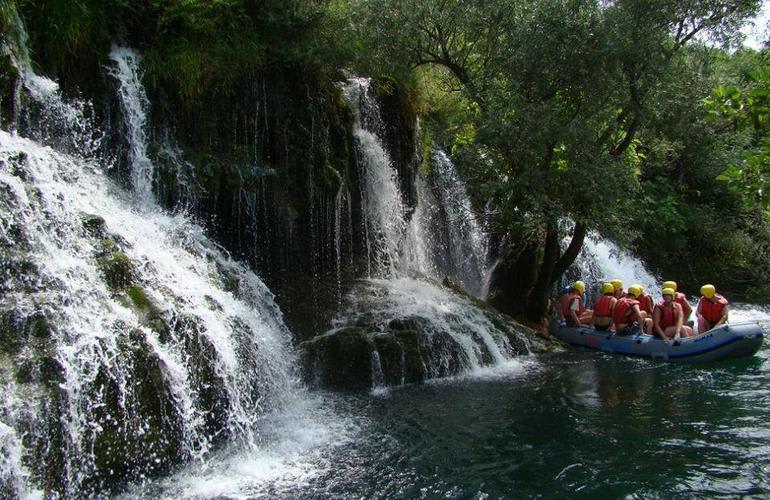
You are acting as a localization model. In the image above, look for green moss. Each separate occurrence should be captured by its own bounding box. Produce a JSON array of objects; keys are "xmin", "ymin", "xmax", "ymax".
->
[
  {"xmin": 81, "ymin": 213, "xmax": 106, "ymax": 237},
  {"xmin": 322, "ymin": 161, "xmax": 343, "ymax": 191},
  {"xmin": 420, "ymin": 127, "xmax": 433, "ymax": 176},
  {"xmin": 204, "ymin": 295, "xmax": 223, "ymax": 311},
  {"xmin": 32, "ymin": 315, "xmax": 51, "ymax": 338},
  {"xmin": 98, "ymin": 252, "xmax": 134, "ymax": 291},
  {"xmin": 127, "ymin": 285, "xmax": 149, "ymax": 309}
]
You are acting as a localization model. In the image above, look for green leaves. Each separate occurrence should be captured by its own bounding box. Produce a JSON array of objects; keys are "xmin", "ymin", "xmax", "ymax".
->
[{"xmin": 707, "ymin": 59, "xmax": 770, "ymax": 210}]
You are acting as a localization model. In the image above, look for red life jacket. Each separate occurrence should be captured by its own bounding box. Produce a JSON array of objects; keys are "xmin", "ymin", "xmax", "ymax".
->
[
  {"xmin": 593, "ymin": 294, "xmax": 614, "ymax": 317},
  {"xmin": 613, "ymin": 297, "xmax": 639, "ymax": 324},
  {"xmin": 637, "ymin": 292, "xmax": 653, "ymax": 314},
  {"xmin": 561, "ymin": 292, "xmax": 584, "ymax": 319},
  {"xmin": 655, "ymin": 300, "xmax": 680, "ymax": 329},
  {"xmin": 700, "ymin": 294, "xmax": 728, "ymax": 323}
]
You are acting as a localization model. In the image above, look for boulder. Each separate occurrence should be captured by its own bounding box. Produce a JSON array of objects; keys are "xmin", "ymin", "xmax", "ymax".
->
[{"xmin": 300, "ymin": 327, "xmax": 374, "ymax": 390}]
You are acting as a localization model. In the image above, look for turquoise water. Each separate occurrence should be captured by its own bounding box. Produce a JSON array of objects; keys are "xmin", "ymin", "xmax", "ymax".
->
[{"xmin": 134, "ymin": 318, "xmax": 770, "ymax": 499}]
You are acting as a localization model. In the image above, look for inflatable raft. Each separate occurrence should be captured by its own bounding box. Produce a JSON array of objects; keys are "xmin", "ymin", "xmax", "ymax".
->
[{"xmin": 549, "ymin": 321, "xmax": 764, "ymax": 363}]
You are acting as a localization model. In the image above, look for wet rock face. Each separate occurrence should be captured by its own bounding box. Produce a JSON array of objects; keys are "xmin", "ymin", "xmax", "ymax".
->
[
  {"xmin": 301, "ymin": 327, "xmax": 374, "ymax": 390},
  {"xmin": 0, "ymin": 51, "xmax": 19, "ymax": 126}
]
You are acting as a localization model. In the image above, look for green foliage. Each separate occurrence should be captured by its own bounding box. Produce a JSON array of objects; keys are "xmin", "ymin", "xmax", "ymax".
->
[{"xmin": 706, "ymin": 60, "xmax": 770, "ymax": 210}]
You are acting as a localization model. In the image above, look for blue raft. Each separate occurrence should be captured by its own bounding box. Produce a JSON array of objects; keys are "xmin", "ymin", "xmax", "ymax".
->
[{"xmin": 549, "ymin": 321, "xmax": 764, "ymax": 363}]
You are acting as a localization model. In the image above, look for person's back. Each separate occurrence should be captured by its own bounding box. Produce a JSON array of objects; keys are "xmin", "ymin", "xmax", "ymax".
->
[
  {"xmin": 592, "ymin": 282, "xmax": 617, "ymax": 331},
  {"xmin": 557, "ymin": 289, "xmax": 572, "ymax": 322},
  {"xmin": 637, "ymin": 291, "xmax": 653, "ymax": 315},
  {"xmin": 613, "ymin": 295, "xmax": 641, "ymax": 335}
]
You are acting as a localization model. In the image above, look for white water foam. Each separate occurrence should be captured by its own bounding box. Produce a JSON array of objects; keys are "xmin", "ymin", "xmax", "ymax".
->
[{"xmin": 118, "ymin": 394, "xmax": 358, "ymax": 499}]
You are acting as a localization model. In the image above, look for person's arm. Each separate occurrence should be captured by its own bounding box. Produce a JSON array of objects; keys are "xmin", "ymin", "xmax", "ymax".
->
[
  {"xmin": 715, "ymin": 305, "xmax": 729, "ymax": 328},
  {"xmin": 681, "ymin": 299, "xmax": 693, "ymax": 320},
  {"xmin": 569, "ymin": 299, "xmax": 581, "ymax": 326},
  {"xmin": 653, "ymin": 307, "xmax": 664, "ymax": 337}
]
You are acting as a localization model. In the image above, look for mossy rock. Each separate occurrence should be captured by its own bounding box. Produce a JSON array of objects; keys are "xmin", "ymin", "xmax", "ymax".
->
[
  {"xmin": 204, "ymin": 295, "xmax": 223, "ymax": 312},
  {"xmin": 391, "ymin": 330, "xmax": 427, "ymax": 383},
  {"xmin": 81, "ymin": 213, "xmax": 106, "ymax": 238},
  {"xmin": 1, "ymin": 309, "xmax": 53, "ymax": 355},
  {"xmin": 372, "ymin": 332, "xmax": 427, "ymax": 385},
  {"xmin": 300, "ymin": 327, "xmax": 374, "ymax": 390},
  {"xmin": 98, "ymin": 251, "xmax": 134, "ymax": 291},
  {"xmin": 174, "ymin": 314, "xmax": 230, "ymax": 436},
  {"xmin": 0, "ymin": 52, "xmax": 19, "ymax": 126},
  {"xmin": 86, "ymin": 330, "xmax": 184, "ymax": 494},
  {"xmin": 417, "ymin": 330, "xmax": 468, "ymax": 379}
]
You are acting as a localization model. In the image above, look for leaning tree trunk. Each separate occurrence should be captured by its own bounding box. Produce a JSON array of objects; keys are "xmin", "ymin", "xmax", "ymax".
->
[{"xmin": 487, "ymin": 221, "xmax": 587, "ymax": 323}]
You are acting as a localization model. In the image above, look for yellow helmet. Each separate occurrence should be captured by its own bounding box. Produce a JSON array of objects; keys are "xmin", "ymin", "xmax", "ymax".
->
[
  {"xmin": 663, "ymin": 281, "xmax": 678, "ymax": 292},
  {"xmin": 610, "ymin": 279, "xmax": 623, "ymax": 292},
  {"xmin": 700, "ymin": 284, "xmax": 716, "ymax": 299},
  {"xmin": 601, "ymin": 282, "xmax": 615, "ymax": 294},
  {"xmin": 573, "ymin": 280, "xmax": 586, "ymax": 294},
  {"xmin": 662, "ymin": 287, "xmax": 675, "ymax": 297},
  {"xmin": 628, "ymin": 284, "xmax": 643, "ymax": 298}
]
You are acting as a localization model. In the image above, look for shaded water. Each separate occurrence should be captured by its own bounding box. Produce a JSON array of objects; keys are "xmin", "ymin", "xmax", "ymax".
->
[{"xmin": 134, "ymin": 312, "xmax": 770, "ymax": 498}]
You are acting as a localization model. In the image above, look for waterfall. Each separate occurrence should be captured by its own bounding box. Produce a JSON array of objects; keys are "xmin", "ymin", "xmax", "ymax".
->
[
  {"xmin": 405, "ymin": 150, "xmax": 489, "ymax": 296},
  {"xmin": 341, "ymin": 78, "xmax": 489, "ymax": 292},
  {"xmin": 109, "ymin": 46, "xmax": 155, "ymax": 205},
  {"xmin": 307, "ymin": 79, "xmax": 530, "ymax": 389},
  {"xmin": 0, "ymin": 42, "xmax": 309, "ymax": 498},
  {"xmin": 342, "ymin": 78, "xmax": 407, "ymax": 275},
  {"xmin": 575, "ymin": 233, "xmax": 662, "ymax": 297}
]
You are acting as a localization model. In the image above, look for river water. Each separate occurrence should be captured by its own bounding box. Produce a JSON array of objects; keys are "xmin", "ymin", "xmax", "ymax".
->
[{"xmin": 126, "ymin": 309, "xmax": 770, "ymax": 499}]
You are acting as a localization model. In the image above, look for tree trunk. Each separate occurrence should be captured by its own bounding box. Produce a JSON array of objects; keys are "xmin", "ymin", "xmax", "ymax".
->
[{"xmin": 487, "ymin": 221, "xmax": 587, "ymax": 323}]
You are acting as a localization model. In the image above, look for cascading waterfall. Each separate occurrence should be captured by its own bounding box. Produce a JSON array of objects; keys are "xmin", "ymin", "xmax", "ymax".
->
[
  {"xmin": 405, "ymin": 150, "xmax": 489, "ymax": 296},
  {"xmin": 342, "ymin": 78, "xmax": 407, "ymax": 275},
  {"xmin": 313, "ymin": 78, "xmax": 529, "ymax": 387},
  {"xmin": 109, "ymin": 46, "xmax": 155, "ymax": 205},
  {"xmin": 0, "ymin": 39, "xmax": 313, "ymax": 498},
  {"xmin": 342, "ymin": 77, "xmax": 489, "ymax": 290}
]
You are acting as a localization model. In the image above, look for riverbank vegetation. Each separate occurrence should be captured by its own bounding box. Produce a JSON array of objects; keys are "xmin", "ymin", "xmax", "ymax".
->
[{"xmin": 5, "ymin": 0, "xmax": 770, "ymax": 321}]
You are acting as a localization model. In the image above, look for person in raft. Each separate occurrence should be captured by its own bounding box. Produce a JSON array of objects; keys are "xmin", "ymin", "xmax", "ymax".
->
[
  {"xmin": 662, "ymin": 280, "xmax": 693, "ymax": 323},
  {"xmin": 613, "ymin": 285, "xmax": 645, "ymax": 335},
  {"xmin": 635, "ymin": 284, "xmax": 654, "ymax": 321},
  {"xmin": 591, "ymin": 282, "xmax": 617, "ymax": 331},
  {"xmin": 653, "ymin": 288, "xmax": 694, "ymax": 341},
  {"xmin": 562, "ymin": 280, "xmax": 593, "ymax": 327},
  {"xmin": 628, "ymin": 284, "xmax": 654, "ymax": 334},
  {"xmin": 696, "ymin": 284, "xmax": 729, "ymax": 333},
  {"xmin": 610, "ymin": 278, "xmax": 624, "ymax": 299}
]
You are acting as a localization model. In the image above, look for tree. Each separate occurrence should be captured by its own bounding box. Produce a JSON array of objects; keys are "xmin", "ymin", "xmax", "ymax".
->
[
  {"xmin": 353, "ymin": 0, "xmax": 761, "ymax": 321},
  {"xmin": 706, "ymin": 58, "xmax": 770, "ymax": 210}
]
